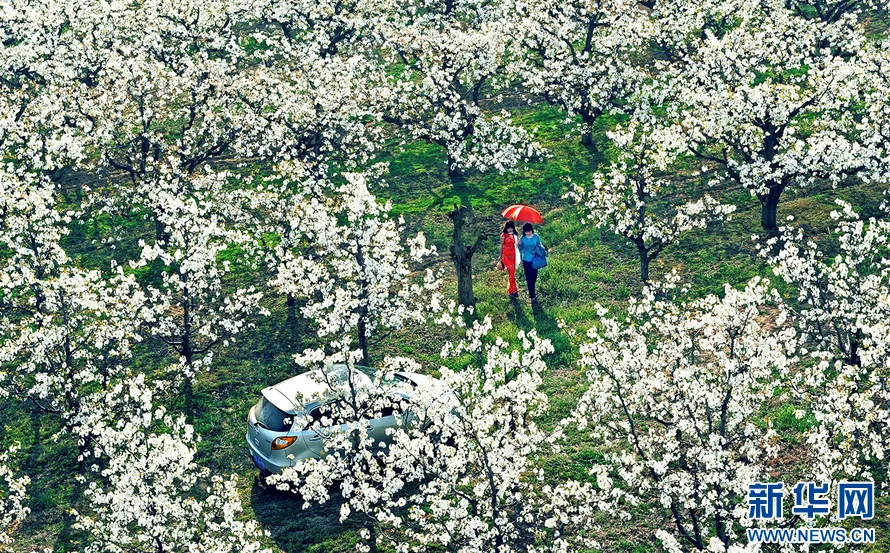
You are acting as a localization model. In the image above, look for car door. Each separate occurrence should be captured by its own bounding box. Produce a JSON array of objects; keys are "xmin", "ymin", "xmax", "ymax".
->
[
  {"xmin": 368, "ymin": 394, "xmax": 410, "ymax": 450},
  {"xmin": 303, "ymin": 396, "xmax": 408, "ymax": 456},
  {"xmin": 303, "ymin": 400, "xmax": 349, "ymax": 457}
]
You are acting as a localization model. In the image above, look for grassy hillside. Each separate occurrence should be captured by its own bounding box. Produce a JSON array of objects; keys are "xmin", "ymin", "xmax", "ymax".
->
[{"xmin": 5, "ymin": 97, "xmax": 889, "ymax": 553}]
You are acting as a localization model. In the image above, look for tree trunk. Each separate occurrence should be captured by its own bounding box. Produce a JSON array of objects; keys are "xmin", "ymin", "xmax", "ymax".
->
[
  {"xmin": 448, "ymin": 205, "xmax": 480, "ymax": 307},
  {"xmin": 280, "ymin": 292, "xmax": 300, "ymax": 354},
  {"xmin": 181, "ymin": 298, "xmax": 193, "ymax": 366},
  {"xmin": 759, "ymin": 184, "xmax": 783, "ymax": 236},
  {"xmin": 447, "ymin": 155, "xmax": 465, "ymax": 182},
  {"xmin": 847, "ymin": 330, "xmax": 862, "ymax": 368},
  {"xmin": 454, "ymin": 252, "xmax": 475, "ymax": 307},
  {"xmin": 182, "ymin": 378, "xmax": 195, "ymax": 415},
  {"xmin": 180, "ymin": 292, "xmax": 196, "ymax": 414},
  {"xmin": 355, "ymin": 239, "xmax": 371, "ymax": 366},
  {"xmin": 286, "ymin": 292, "xmax": 296, "ymax": 322},
  {"xmin": 155, "ymin": 216, "xmax": 165, "ymax": 242},
  {"xmin": 357, "ymin": 318, "xmax": 370, "ymax": 367},
  {"xmin": 366, "ymin": 521, "xmax": 378, "ymax": 553},
  {"xmin": 580, "ymin": 109, "xmax": 601, "ymax": 154},
  {"xmin": 580, "ymin": 112, "xmax": 597, "ymax": 151},
  {"xmin": 580, "ymin": 128, "xmax": 595, "ymax": 149},
  {"xmin": 283, "ymin": 222, "xmax": 299, "ymax": 344},
  {"xmin": 639, "ymin": 249, "xmax": 650, "ymax": 283},
  {"xmin": 28, "ymin": 409, "xmax": 41, "ymax": 468}
]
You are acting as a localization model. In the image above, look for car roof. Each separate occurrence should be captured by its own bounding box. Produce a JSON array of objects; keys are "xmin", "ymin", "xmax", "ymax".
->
[
  {"xmin": 262, "ymin": 364, "xmax": 374, "ymax": 414},
  {"xmin": 261, "ymin": 365, "xmax": 427, "ymax": 414}
]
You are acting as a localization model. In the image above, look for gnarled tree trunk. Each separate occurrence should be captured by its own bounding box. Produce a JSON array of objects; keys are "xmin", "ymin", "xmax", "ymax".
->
[
  {"xmin": 580, "ymin": 111, "xmax": 597, "ymax": 150},
  {"xmin": 639, "ymin": 249, "xmax": 650, "ymax": 283},
  {"xmin": 355, "ymin": 239, "xmax": 372, "ymax": 366},
  {"xmin": 447, "ymin": 158, "xmax": 465, "ymax": 182},
  {"xmin": 759, "ymin": 184, "xmax": 783, "ymax": 237},
  {"xmin": 448, "ymin": 205, "xmax": 484, "ymax": 307}
]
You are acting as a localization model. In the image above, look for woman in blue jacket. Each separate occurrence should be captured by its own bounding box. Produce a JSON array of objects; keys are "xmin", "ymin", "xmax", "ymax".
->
[{"xmin": 519, "ymin": 223, "xmax": 544, "ymax": 304}]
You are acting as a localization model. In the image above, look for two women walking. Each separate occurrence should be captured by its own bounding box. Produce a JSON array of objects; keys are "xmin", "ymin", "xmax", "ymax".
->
[{"xmin": 500, "ymin": 221, "xmax": 545, "ymax": 304}]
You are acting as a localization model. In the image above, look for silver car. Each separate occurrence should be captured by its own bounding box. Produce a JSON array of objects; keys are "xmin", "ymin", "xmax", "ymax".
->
[{"xmin": 246, "ymin": 364, "xmax": 439, "ymax": 475}]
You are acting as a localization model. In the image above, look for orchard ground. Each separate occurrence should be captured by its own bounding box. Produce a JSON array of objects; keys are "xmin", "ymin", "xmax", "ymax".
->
[{"xmin": 6, "ymin": 102, "xmax": 889, "ymax": 552}]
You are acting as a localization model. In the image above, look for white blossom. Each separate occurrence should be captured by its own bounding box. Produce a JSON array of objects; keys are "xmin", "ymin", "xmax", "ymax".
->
[
  {"xmin": 0, "ymin": 443, "xmax": 30, "ymax": 546},
  {"xmin": 567, "ymin": 122, "xmax": 735, "ymax": 281},
  {"xmin": 506, "ymin": 0, "xmax": 651, "ymax": 146},
  {"xmin": 569, "ymin": 278, "xmax": 798, "ymax": 551},
  {"xmin": 763, "ymin": 201, "xmax": 890, "ymax": 483},
  {"xmin": 648, "ymin": 0, "xmax": 871, "ymax": 234},
  {"xmin": 375, "ymin": 0, "xmax": 541, "ymax": 176},
  {"xmin": 271, "ymin": 310, "xmax": 603, "ymax": 552},
  {"xmin": 272, "ymin": 171, "xmax": 441, "ymax": 366},
  {"xmin": 73, "ymin": 377, "xmax": 271, "ymax": 553}
]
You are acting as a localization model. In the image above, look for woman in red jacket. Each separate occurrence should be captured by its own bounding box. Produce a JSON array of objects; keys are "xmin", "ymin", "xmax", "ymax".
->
[{"xmin": 500, "ymin": 220, "xmax": 520, "ymax": 299}]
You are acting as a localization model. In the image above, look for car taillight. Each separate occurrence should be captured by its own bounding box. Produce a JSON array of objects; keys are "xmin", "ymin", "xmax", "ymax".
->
[{"xmin": 271, "ymin": 436, "xmax": 297, "ymax": 450}]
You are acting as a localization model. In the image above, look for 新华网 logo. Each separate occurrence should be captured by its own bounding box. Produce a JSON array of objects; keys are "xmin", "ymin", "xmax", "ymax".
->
[{"xmin": 745, "ymin": 481, "xmax": 875, "ymax": 545}]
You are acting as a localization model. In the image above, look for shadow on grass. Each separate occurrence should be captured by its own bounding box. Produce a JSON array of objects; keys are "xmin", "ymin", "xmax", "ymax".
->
[
  {"xmin": 532, "ymin": 301, "xmax": 573, "ymax": 366},
  {"xmin": 500, "ymin": 288, "xmax": 575, "ymax": 376},
  {"xmin": 507, "ymin": 295, "xmax": 533, "ymax": 328},
  {"xmin": 250, "ymin": 477, "xmax": 362, "ymax": 553}
]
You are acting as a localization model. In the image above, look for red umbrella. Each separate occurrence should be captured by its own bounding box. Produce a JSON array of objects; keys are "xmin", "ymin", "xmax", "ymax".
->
[{"xmin": 502, "ymin": 204, "xmax": 544, "ymax": 225}]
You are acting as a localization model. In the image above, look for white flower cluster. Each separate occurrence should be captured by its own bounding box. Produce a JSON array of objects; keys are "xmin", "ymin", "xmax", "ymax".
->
[
  {"xmin": 0, "ymin": 443, "xmax": 30, "ymax": 546},
  {"xmin": 647, "ymin": 0, "xmax": 874, "ymax": 232},
  {"xmin": 374, "ymin": 0, "xmax": 542, "ymax": 176},
  {"xmin": 0, "ymin": 167, "xmax": 156, "ymax": 423},
  {"xmin": 764, "ymin": 201, "xmax": 890, "ymax": 483},
  {"xmin": 570, "ymin": 277, "xmax": 799, "ymax": 551},
  {"xmin": 271, "ymin": 171, "xmax": 442, "ymax": 367},
  {"xmin": 506, "ymin": 0, "xmax": 652, "ymax": 145},
  {"xmin": 72, "ymin": 376, "xmax": 271, "ymax": 553},
  {"xmin": 567, "ymin": 122, "xmax": 736, "ymax": 281}
]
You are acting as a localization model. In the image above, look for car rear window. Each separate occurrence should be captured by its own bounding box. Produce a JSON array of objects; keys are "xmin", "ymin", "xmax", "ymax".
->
[{"xmin": 253, "ymin": 397, "xmax": 292, "ymax": 432}]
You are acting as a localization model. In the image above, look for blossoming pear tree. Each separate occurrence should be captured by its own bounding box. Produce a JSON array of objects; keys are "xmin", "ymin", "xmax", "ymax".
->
[
  {"xmin": 233, "ymin": 47, "xmax": 389, "ymax": 319},
  {"xmin": 786, "ymin": 0, "xmax": 877, "ymax": 22},
  {"xmin": 568, "ymin": 123, "xmax": 735, "ymax": 282},
  {"xmin": 70, "ymin": 0, "xmax": 261, "ymax": 193},
  {"xmin": 508, "ymin": 0, "xmax": 651, "ymax": 148},
  {"xmin": 272, "ymin": 172, "xmax": 440, "ymax": 367},
  {"xmin": 0, "ymin": 0, "xmax": 96, "ymax": 170},
  {"xmin": 376, "ymin": 0, "xmax": 542, "ymax": 306},
  {"xmin": 377, "ymin": 0, "xmax": 540, "ymax": 180},
  {"xmin": 651, "ymin": 0, "xmax": 869, "ymax": 235},
  {"xmin": 239, "ymin": 0, "xmax": 387, "ymax": 170},
  {"xmin": 49, "ymin": 2, "xmax": 271, "ymax": 328},
  {"xmin": 568, "ymin": 277, "xmax": 799, "ymax": 552},
  {"xmin": 855, "ymin": 39, "xmax": 890, "ymax": 187},
  {"xmin": 218, "ymin": 0, "xmax": 397, "ymax": 323},
  {"xmin": 0, "ymin": 168, "xmax": 153, "ymax": 431},
  {"xmin": 72, "ymin": 376, "xmax": 271, "ymax": 553},
  {"xmin": 763, "ymin": 201, "xmax": 890, "ymax": 484},
  {"xmin": 131, "ymin": 169, "xmax": 267, "ymax": 377},
  {"xmin": 270, "ymin": 309, "xmax": 604, "ymax": 553},
  {"xmin": 11, "ymin": 0, "xmax": 274, "ymax": 384}
]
